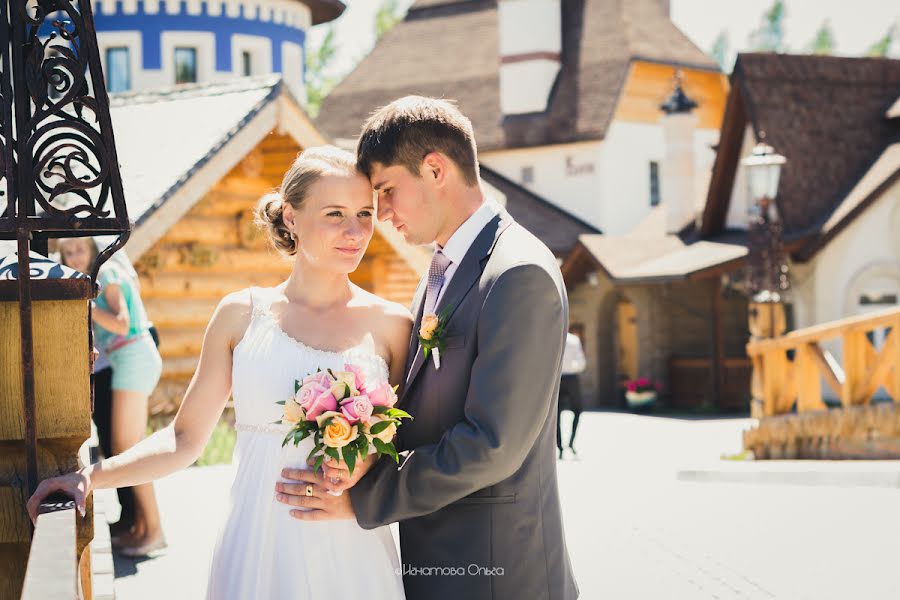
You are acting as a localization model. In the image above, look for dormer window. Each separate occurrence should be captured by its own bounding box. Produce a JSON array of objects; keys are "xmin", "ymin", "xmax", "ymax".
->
[
  {"xmin": 241, "ymin": 51, "xmax": 252, "ymax": 76},
  {"xmin": 175, "ymin": 47, "xmax": 198, "ymax": 84}
]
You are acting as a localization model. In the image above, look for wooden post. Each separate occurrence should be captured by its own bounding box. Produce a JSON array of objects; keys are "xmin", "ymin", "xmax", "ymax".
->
[
  {"xmin": 709, "ymin": 280, "xmax": 725, "ymax": 411},
  {"xmin": 841, "ymin": 332, "xmax": 869, "ymax": 407},
  {"xmin": 0, "ymin": 277, "xmax": 94, "ymax": 600},
  {"xmin": 796, "ymin": 343, "xmax": 825, "ymax": 412},
  {"xmin": 890, "ymin": 318, "xmax": 900, "ymax": 401}
]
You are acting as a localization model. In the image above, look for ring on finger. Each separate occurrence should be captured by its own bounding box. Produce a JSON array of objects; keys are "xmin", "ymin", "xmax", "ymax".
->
[{"xmin": 305, "ymin": 484, "xmax": 313, "ymax": 497}]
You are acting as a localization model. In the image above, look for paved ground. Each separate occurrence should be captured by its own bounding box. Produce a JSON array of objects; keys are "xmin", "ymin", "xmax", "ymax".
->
[{"xmin": 113, "ymin": 413, "xmax": 900, "ymax": 599}]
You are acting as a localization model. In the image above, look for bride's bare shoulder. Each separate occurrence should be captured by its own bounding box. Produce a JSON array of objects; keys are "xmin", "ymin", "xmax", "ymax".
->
[
  {"xmin": 352, "ymin": 285, "xmax": 413, "ymax": 324},
  {"xmin": 207, "ymin": 288, "xmax": 254, "ymax": 344}
]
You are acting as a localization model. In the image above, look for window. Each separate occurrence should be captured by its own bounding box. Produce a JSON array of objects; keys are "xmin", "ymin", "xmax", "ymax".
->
[
  {"xmin": 521, "ymin": 165, "xmax": 534, "ymax": 185},
  {"xmin": 649, "ymin": 161, "xmax": 661, "ymax": 207},
  {"xmin": 241, "ymin": 51, "xmax": 252, "ymax": 76},
  {"xmin": 174, "ymin": 47, "xmax": 198, "ymax": 84},
  {"xmin": 105, "ymin": 47, "xmax": 131, "ymax": 93}
]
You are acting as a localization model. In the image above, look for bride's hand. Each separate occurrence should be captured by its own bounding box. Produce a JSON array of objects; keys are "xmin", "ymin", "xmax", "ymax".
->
[
  {"xmin": 316, "ymin": 454, "xmax": 378, "ymax": 494},
  {"xmin": 26, "ymin": 469, "xmax": 92, "ymax": 524}
]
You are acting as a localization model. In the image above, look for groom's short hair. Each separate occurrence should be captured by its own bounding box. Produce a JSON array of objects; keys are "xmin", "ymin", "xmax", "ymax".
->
[{"xmin": 356, "ymin": 96, "xmax": 480, "ymax": 186}]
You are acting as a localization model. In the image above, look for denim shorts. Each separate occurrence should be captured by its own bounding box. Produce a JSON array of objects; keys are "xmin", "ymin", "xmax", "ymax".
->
[{"xmin": 108, "ymin": 334, "xmax": 163, "ymax": 395}]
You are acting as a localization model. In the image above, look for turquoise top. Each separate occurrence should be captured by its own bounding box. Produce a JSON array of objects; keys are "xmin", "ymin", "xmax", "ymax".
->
[{"xmin": 94, "ymin": 263, "xmax": 152, "ymax": 353}]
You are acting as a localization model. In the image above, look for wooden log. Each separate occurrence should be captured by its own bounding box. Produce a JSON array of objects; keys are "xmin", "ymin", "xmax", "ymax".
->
[
  {"xmin": 156, "ymin": 326, "xmax": 206, "ymax": 359},
  {"xmin": 144, "ymin": 297, "xmax": 220, "ymax": 328},
  {"xmin": 796, "ymin": 343, "xmax": 825, "ymax": 412},
  {"xmin": 138, "ymin": 244, "xmax": 293, "ymax": 275},
  {"xmin": 159, "ymin": 216, "xmax": 241, "ymax": 246},
  {"xmin": 139, "ymin": 271, "xmax": 287, "ymax": 300},
  {"xmin": 187, "ymin": 190, "xmax": 268, "ymax": 217},
  {"xmin": 841, "ymin": 332, "xmax": 869, "ymax": 406},
  {"xmin": 161, "ymin": 356, "xmax": 200, "ymax": 381},
  {"xmin": 861, "ymin": 328, "xmax": 896, "ymax": 401}
]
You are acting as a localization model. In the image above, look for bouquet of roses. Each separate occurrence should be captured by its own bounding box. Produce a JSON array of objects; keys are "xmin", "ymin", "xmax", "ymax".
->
[{"xmin": 277, "ymin": 364, "xmax": 412, "ymax": 476}]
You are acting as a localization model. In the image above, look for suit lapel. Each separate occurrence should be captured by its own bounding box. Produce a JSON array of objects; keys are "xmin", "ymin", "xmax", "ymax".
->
[
  {"xmin": 405, "ymin": 277, "xmax": 427, "ymax": 376},
  {"xmin": 402, "ymin": 210, "xmax": 513, "ymax": 397}
]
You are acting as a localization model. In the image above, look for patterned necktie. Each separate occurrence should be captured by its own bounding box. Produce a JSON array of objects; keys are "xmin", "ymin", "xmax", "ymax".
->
[{"xmin": 422, "ymin": 250, "xmax": 452, "ymax": 317}]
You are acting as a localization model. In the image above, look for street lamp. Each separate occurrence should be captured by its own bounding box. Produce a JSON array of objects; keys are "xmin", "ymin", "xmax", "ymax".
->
[
  {"xmin": 742, "ymin": 140, "xmax": 788, "ymax": 418},
  {"xmin": 743, "ymin": 140, "xmax": 789, "ymax": 303}
]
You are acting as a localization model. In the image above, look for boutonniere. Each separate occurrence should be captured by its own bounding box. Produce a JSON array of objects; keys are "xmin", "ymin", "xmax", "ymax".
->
[{"xmin": 418, "ymin": 305, "xmax": 453, "ymax": 370}]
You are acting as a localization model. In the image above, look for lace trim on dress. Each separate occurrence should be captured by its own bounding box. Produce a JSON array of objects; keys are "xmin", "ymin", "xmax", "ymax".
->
[{"xmin": 234, "ymin": 422, "xmax": 291, "ymax": 434}]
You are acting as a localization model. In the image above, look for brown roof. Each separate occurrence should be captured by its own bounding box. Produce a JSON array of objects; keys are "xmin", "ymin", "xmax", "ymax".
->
[
  {"xmin": 701, "ymin": 53, "xmax": 900, "ymax": 243},
  {"xmin": 479, "ymin": 165, "xmax": 600, "ymax": 256},
  {"xmin": 316, "ymin": 0, "xmax": 718, "ymax": 152}
]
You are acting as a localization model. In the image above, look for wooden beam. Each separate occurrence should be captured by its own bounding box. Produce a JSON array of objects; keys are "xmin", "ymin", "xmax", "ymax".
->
[
  {"xmin": 747, "ymin": 306, "xmax": 900, "ymax": 354},
  {"xmin": 796, "ymin": 343, "xmax": 825, "ymax": 412},
  {"xmin": 709, "ymin": 280, "xmax": 724, "ymax": 410},
  {"xmin": 841, "ymin": 332, "xmax": 870, "ymax": 407},
  {"xmin": 809, "ymin": 342, "xmax": 844, "ymax": 397},
  {"xmin": 861, "ymin": 329, "xmax": 896, "ymax": 401}
]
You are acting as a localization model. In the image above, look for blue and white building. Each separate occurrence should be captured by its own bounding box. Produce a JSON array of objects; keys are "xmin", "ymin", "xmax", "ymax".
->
[{"xmin": 85, "ymin": 0, "xmax": 344, "ymax": 99}]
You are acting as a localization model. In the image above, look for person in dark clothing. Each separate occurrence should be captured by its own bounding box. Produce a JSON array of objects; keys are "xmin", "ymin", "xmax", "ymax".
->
[{"xmin": 558, "ymin": 331, "xmax": 586, "ymax": 459}]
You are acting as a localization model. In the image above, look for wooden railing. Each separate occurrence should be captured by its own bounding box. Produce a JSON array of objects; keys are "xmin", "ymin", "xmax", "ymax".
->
[{"xmin": 746, "ymin": 306, "xmax": 900, "ymax": 417}]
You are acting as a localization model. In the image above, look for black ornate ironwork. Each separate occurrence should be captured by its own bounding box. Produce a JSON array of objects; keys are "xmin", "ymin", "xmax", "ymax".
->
[{"xmin": 0, "ymin": 0, "xmax": 130, "ymax": 497}]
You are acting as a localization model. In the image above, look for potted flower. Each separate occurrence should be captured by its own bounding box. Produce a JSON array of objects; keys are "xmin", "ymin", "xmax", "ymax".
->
[{"xmin": 624, "ymin": 377, "xmax": 661, "ymax": 412}]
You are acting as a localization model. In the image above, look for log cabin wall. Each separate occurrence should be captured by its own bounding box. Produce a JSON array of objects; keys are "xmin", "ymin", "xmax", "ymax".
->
[{"xmin": 135, "ymin": 133, "xmax": 420, "ymax": 415}]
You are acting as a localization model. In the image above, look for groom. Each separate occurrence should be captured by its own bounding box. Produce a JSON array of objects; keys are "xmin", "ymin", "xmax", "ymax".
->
[{"xmin": 278, "ymin": 96, "xmax": 578, "ymax": 600}]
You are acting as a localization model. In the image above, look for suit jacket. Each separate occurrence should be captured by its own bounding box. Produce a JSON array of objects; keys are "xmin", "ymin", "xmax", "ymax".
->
[{"xmin": 349, "ymin": 211, "xmax": 579, "ymax": 600}]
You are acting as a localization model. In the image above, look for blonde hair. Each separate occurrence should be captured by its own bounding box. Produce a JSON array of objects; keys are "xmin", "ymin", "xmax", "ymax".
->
[
  {"xmin": 58, "ymin": 236, "xmax": 99, "ymax": 269},
  {"xmin": 255, "ymin": 145, "xmax": 358, "ymax": 256}
]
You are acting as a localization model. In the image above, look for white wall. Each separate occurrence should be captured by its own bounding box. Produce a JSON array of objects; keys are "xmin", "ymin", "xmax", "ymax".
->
[
  {"xmin": 789, "ymin": 177, "xmax": 900, "ymax": 399},
  {"xmin": 480, "ymin": 122, "xmax": 718, "ymax": 234}
]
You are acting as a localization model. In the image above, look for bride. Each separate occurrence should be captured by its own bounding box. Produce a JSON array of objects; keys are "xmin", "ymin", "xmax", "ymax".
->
[{"xmin": 27, "ymin": 146, "xmax": 411, "ymax": 599}]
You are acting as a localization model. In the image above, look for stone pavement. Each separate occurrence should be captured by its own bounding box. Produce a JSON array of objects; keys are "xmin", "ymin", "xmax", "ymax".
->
[{"xmin": 113, "ymin": 413, "xmax": 900, "ymax": 599}]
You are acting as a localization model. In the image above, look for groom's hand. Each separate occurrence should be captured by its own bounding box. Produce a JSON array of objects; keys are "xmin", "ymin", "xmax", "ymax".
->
[
  {"xmin": 314, "ymin": 453, "xmax": 378, "ymax": 494},
  {"xmin": 276, "ymin": 468, "xmax": 355, "ymax": 521}
]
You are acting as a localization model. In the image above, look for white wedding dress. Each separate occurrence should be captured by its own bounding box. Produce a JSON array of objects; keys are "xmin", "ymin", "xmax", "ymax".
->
[{"xmin": 205, "ymin": 287, "xmax": 406, "ymax": 599}]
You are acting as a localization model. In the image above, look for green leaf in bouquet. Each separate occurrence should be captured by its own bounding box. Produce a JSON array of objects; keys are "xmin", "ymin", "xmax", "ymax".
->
[
  {"xmin": 307, "ymin": 441, "xmax": 324, "ymax": 463},
  {"xmin": 325, "ymin": 446, "xmax": 340, "ymax": 462},
  {"xmin": 385, "ymin": 408, "xmax": 413, "ymax": 420},
  {"xmin": 275, "ymin": 400, "xmax": 287, "ymax": 405},
  {"xmin": 342, "ymin": 445, "xmax": 357, "ymax": 476},
  {"xmin": 295, "ymin": 380, "xmax": 301, "ymax": 394},
  {"xmin": 281, "ymin": 431, "xmax": 292, "ymax": 447},
  {"xmin": 372, "ymin": 438, "xmax": 399, "ymax": 462},
  {"xmin": 372, "ymin": 405, "xmax": 389, "ymax": 415},
  {"xmin": 313, "ymin": 453, "xmax": 325, "ymax": 473},
  {"xmin": 369, "ymin": 420, "xmax": 392, "ymax": 435}
]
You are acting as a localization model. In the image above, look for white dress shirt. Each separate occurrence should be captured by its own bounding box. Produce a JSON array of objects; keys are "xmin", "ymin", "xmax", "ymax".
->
[
  {"xmin": 561, "ymin": 333, "xmax": 586, "ymax": 375},
  {"xmin": 433, "ymin": 201, "xmax": 500, "ymax": 306}
]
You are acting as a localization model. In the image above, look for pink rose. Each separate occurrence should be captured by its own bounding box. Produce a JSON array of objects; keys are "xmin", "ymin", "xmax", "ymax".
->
[
  {"xmin": 341, "ymin": 394, "xmax": 374, "ymax": 425},
  {"xmin": 368, "ymin": 382, "xmax": 397, "ymax": 408},
  {"xmin": 296, "ymin": 382, "xmax": 328, "ymax": 410},
  {"xmin": 305, "ymin": 389, "xmax": 338, "ymax": 421},
  {"xmin": 303, "ymin": 371, "xmax": 332, "ymax": 387},
  {"xmin": 343, "ymin": 363, "xmax": 367, "ymax": 392}
]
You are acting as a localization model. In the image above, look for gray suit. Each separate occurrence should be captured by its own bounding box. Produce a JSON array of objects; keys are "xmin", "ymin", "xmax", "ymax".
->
[{"xmin": 349, "ymin": 211, "xmax": 579, "ymax": 600}]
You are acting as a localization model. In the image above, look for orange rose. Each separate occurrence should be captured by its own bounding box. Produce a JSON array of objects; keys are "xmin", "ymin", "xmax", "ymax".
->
[
  {"xmin": 419, "ymin": 313, "xmax": 440, "ymax": 341},
  {"xmin": 316, "ymin": 411, "xmax": 359, "ymax": 448}
]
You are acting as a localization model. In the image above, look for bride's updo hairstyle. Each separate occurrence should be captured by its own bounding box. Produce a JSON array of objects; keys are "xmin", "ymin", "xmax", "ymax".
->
[{"xmin": 255, "ymin": 145, "xmax": 358, "ymax": 256}]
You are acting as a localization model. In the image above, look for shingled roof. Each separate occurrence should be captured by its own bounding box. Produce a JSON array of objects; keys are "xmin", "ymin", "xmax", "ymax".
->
[
  {"xmin": 479, "ymin": 165, "xmax": 600, "ymax": 256},
  {"xmin": 316, "ymin": 0, "xmax": 718, "ymax": 151},
  {"xmin": 701, "ymin": 54, "xmax": 900, "ymax": 247}
]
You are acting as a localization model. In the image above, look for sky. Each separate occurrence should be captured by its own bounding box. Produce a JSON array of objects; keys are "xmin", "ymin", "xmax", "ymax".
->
[{"xmin": 307, "ymin": 0, "xmax": 899, "ymax": 80}]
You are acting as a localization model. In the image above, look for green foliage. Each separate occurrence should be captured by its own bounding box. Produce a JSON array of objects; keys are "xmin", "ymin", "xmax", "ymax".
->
[
  {"xmin": 749, "ymin": 0, "xmax": 786, "ymax": 52},
  {"xmin": 866, "ymin": 23, "xmax": 897, "ymax": 57},
  {"xmin": 194, "ymin": 419, "xmax": 237, "ymax": 466},
  {"xmin": 304, "ymin": 27, "xmax": 337, "ymax": 118},
  {"xmin": 375, "ymin": 0, "xmax": 402, "ymax": 41},
  {"xmin": 807, "ymin": 20, "xmax": 835, "ymax": 55},
  {"xmin": 709, "ymin": 30, "xmax": 730, "ymax": 72}
]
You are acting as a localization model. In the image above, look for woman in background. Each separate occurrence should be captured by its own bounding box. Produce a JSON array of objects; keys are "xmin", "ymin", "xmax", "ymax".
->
[{"xmin": 60, "ymin": 237, "xmax": 166, "ymax": 556}]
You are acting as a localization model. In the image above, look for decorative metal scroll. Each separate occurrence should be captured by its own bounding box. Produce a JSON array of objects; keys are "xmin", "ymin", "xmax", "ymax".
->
[{"xmin": 0, "ymin": 0, "xmax": 130, "ymax": 498}]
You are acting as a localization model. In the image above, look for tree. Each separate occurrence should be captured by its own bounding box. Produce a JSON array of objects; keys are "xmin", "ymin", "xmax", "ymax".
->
[
  {"xmin": 748, "ymin": 0, "xmax": 786, "ymax": 53},
  {"xmin": 375, "ymin": 0, "xmax": 403, "ymax": 42},
  {"xmin": 867, "ymin": 23, "xmax": 897, "ymax": 57},
  {"xmin": 806, "ymin": 20, "xmax": 835, "ymax": 55},
  {"xmin": 709, "ymin": 30, "xmax": 730, "ymax": 71},
  {"xmin": 304, "ymin": 27, "xmax": 337, "ymax": 118}
]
